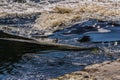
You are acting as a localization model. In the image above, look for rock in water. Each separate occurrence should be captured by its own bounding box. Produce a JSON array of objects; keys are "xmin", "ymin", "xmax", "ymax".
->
[
  {"xmin": 78, "ymin": 25, "xmax": 120, "ymax": 43},
  {"xmin": 79, "ymin": 31, "xmax": 120, "ymax": 43},
  {"xmin": 0, "ymin": 31, "xmax": 98, "ymax": 52}
]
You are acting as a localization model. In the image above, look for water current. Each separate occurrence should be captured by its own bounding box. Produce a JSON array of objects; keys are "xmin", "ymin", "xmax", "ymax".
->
[{"xmin": 0, "ymin": 19, "xmax": 120, "ymax": 80}]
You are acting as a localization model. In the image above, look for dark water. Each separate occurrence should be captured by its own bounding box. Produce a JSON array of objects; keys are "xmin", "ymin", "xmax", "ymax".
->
[
  {"xmin": 0, "ymin": 0, "xmax": 65, "ymax": 3},
  {"xmin": 0, "ymin": 19, "xmax": 120, "ymax": 80}
]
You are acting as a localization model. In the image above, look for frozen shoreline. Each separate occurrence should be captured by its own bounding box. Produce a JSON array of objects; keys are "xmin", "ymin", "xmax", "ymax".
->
[
  {"xmin": 52, "ymin": 59, "xmax": 120, "ymax": 80},
  {"xmin": 0, "ymin": 1, "xmax": 120, "ymax": 80},
  {"xmin": 0, "ymin": 0, "xmax": 120, "ymax": 38}
]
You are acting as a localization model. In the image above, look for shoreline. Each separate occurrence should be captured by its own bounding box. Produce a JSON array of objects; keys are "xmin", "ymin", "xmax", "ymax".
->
[
  {"xmin": 52, "ymin": 58, "xmax": 120, "ymax": 80},
  {"xmin": 0, "ymin": 1, "xmax": 120, "ymax": 79},
  {"xmin": 0, "ymin": 0, "xmax": 120, "ymax": 33}
]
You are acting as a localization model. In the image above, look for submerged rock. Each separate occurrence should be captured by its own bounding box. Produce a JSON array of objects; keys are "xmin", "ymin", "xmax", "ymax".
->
[
  {"xmin": 79, "ymin": 31, "xmax": 120, "ymax": 43},
  {"xmin": 78, "ymin": 22, "xmax": 120, "ymax": 43}
]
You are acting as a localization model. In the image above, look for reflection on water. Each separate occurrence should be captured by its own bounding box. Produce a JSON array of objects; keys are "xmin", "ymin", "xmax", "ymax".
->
[
  {"xmin": 0, "ymin": 40, "xmax": 120, "ymax": 80},
  {"xmin": 0, "ymin": 40, "xmax": 39, "ymax": 74},
  {"xmin": 0, "ymin": 19, "xmax": 120, "ymax": 80},
  {"xmin": 0, "ymin": 48, "xmax": 120, "ymax": 80}
]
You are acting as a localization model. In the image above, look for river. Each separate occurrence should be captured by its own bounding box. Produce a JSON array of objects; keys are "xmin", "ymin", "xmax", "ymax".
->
[{"xmin": 0, "ymin": 18, "xmax": 120, "ymax": 80}]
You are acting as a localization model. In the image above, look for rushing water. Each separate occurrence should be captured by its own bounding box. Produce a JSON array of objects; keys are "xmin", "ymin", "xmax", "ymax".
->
[{"xmin": 0, "ymin": 19, "xmax": 120, "ymax": 80}]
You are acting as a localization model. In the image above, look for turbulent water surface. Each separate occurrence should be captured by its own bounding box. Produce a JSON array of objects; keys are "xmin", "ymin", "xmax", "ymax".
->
[{"xmin": 0, "ymin": 19, "xmax": 120, "ymax": 80}]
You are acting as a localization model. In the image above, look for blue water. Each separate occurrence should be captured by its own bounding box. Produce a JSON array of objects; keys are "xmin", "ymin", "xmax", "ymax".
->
[{"xmin": 0, "ymin": 19, "xmax": 120, "ymax": 80}]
